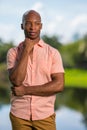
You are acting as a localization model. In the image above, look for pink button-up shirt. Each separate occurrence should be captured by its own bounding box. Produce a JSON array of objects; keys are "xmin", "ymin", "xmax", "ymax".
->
[{"xmin": 7, "ymin": 39, "xmax": 64, "ymax": 120}]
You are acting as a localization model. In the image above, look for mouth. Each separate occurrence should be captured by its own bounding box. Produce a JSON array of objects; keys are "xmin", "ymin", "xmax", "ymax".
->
[{"xmin": 29, "ymin": 32, "xmax": 36, "ymax": 36}]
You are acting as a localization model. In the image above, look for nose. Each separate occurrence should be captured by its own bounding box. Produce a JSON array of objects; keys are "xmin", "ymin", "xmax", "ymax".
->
[{"xmin": 30, "ymin": 23, "xmax": 35, "ymax": 30}]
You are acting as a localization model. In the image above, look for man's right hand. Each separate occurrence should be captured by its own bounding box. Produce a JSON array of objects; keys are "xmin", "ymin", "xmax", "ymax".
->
[{"xmin": 23, "ymin": 38, "xmax": 36, "ymax": 53}]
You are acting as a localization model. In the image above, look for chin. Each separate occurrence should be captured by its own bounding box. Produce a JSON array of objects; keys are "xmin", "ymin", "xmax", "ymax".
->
[{"xmin": 30, "ymin": 36, "xmax": 38, "ymax": 40}]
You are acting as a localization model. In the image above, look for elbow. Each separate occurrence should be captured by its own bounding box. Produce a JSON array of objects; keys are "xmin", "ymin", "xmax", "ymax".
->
[
  {"xmin": 56, "ymin": 81, "xmax": 64, "ymax": 93},
  {"xmin": 8, "ymin": 69, "xmax": 23, "ymax": 86},
  {"xmin": 9, "ymin": 76, "xmax": 22, "ymax": 86}
]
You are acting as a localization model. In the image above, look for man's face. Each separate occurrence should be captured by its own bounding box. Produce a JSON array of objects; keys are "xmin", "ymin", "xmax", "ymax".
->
[{"xmin": 22, "ymin": 12, "xmax": 42, "ymax": 40}]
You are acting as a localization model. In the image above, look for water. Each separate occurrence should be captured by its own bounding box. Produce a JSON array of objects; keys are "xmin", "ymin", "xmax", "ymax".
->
[
  {"xmin": 0, "ymin": 105, "xmax": 86, "ymax": 130},
  {"xmin": 0, "ymin": 105, "xmax": 11, "ymax": 130},
  {"xmin": 56, "ymin": 106, "xmax": 86, "ymax": 130}
]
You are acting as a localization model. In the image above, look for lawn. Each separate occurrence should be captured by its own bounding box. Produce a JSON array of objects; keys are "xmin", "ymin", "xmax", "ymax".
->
[{"xmin": 65, "ymin": 68, "xmax": 87, "ymax": 88}]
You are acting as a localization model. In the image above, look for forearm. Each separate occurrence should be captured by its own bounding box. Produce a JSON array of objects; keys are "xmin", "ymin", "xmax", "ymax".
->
[
  {"xmin": 9, "ymin": 49, "xmax": 29, "ymax": 86},
  {"xmin": 25, "ymin": 79, "xmax": 64, "ymax": 96},
  {"xmin": 12, "ymin": 73, "xmax": 64, "ymax": 97}
]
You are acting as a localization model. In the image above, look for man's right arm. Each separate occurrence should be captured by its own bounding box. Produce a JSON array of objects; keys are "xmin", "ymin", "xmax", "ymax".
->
[{"xmin": 8, "ymin": 38, "xmax": 34, "ymax": 86}]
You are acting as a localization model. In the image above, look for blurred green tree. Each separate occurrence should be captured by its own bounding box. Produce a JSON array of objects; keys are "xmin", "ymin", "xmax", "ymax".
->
[
  {"xmin": 42, "ymin": 35, "xmax": 62, "ymax": 49},
  {"xmin": 0, "ymin": 40, "xmax": 14, "ymax": 63},
  {"xmin": 74, "ymin": 34, "xmax": 87, "ymax": 68}
]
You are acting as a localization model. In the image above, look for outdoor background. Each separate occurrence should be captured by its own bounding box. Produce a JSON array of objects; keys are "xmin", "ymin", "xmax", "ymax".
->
[{"xmin": 0, "ymin": 0, "xmax": 87, "ymax": 130}]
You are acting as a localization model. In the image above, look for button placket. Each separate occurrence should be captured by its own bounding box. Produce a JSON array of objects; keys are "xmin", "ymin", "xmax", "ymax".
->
[
  {"xmin": 31, "ymin": 45, "xmax": 37, "ymax": 120},
  {"xmin": 31, "ymin": 45, "xmax": 36, "ymax": 85}
]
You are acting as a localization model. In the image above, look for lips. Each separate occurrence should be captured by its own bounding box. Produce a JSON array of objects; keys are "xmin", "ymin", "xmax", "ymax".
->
[{"xmin": 29, "ymin": 32, "xmax": 36, "ymax": 36}]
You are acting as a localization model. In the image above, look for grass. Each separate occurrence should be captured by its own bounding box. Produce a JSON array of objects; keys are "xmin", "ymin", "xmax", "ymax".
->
[{"xmin": 65, "ymin": 68, "xmax": 87, "ymax": 88}]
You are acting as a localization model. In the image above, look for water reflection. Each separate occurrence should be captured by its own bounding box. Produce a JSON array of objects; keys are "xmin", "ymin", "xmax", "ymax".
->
[
  {"xmin": 56, "ymin": 106, "xmax": 86, "ymax": 130},
  {"xmin": 0, "ymin": 105, "xmax": 86, "ymax": 130},
  {"xmin": 0, "ymin": 105, "xmax": 11, "ymax": 130},
  {"xmin": 55, "ymin": 88, "xmax": 87, "ymax": 129}
]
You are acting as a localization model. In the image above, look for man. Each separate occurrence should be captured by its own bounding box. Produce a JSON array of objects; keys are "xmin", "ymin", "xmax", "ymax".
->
[{"xmin": 7, "ymin": 10, "xmax": 64, "ymax": 130}]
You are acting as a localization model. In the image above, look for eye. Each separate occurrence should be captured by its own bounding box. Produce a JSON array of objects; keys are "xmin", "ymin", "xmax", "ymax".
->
[
  {"xmin": 35, "ymin": 22, "xmax": 41, "ymax": 26},
  {"xmin": 25, "ymin": 22, "xmax": 31, "ymax": 26}
]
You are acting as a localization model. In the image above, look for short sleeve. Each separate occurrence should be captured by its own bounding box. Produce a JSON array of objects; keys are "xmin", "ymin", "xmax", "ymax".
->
[
  {"xmin": 6, "ymin": 48, "xmax": 17, "ymax": 69},
  {"xmin": 51, "ymin": 50, "xmax": 64, "ymax": 74}
]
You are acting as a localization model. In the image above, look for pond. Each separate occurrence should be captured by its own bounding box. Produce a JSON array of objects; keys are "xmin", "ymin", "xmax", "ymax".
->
[{"xmin": 0, "ymin": 104, "xmax": 86, "ymax": 130}]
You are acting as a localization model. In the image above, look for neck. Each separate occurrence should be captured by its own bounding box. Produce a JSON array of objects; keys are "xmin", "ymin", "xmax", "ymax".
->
[
  {"xmin": 33, "ymin": 37, "xmax": 40, "ymax": 44},
  {"xmin": 25, "ymin": 37, "xmax": 40, "ymax": 44}
]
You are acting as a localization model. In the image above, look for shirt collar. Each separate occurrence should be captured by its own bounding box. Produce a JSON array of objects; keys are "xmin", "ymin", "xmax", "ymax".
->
[
  {"xmin": 18, "ymin": 39, "xmax": 45, "ymax": 50},
  {"xmin": 37, "ymin": 39, "xmax": 44, "ymax": 48}
]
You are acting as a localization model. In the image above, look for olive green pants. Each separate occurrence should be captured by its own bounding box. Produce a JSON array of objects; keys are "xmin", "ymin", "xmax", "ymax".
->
[{"xmin": 10, "ymin": 112, "xmax": 56, "ymax": 130}]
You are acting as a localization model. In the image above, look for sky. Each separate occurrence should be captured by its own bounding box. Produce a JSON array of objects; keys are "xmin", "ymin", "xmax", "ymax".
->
[{"xmin": 0, "ymin": 0, "xmax": 87, "ymax": 44}]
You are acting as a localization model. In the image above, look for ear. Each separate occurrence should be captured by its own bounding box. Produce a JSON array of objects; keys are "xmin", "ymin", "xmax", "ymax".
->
[{"xmin": 21, "ymin": 24, "xmax": 24, "ymax": 30}]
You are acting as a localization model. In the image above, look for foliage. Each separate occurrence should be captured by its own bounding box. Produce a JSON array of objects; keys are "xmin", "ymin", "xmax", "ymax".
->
[
  {"xmin": 56, "ymin": 34, "xmax": 87, "ymax": 68},
  {"xmin": 74, "ymin": 34, "xmax": 87, "ymax": 68},
  {"xmin": 60, "ymin": 42, "xmax": 78, "ymax": 68},
  {"xmin": 0, "ymin": 63, "xmax": 11, "ymax": 103},
  {"xmin": 0, "ymin": 40, "xmax": 14, "ymax": 63},
  {"xmin": 61, "ymin": 34, "xmax": 87, "ymax": 68},
  {"xmin": 42, "ymin": 35, "xmax": 62, "ymax": 49}
]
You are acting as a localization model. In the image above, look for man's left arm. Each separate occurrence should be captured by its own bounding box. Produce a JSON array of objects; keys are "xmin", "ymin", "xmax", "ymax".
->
[{"xmin": 11, "ymin": 72, "xmax": 64, "ymax": 96}]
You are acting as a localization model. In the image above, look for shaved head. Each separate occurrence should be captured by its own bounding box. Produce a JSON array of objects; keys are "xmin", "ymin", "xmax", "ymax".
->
[{"xmin": 22, "ymin": 10, "xmax": 41, "ymax": 23}]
